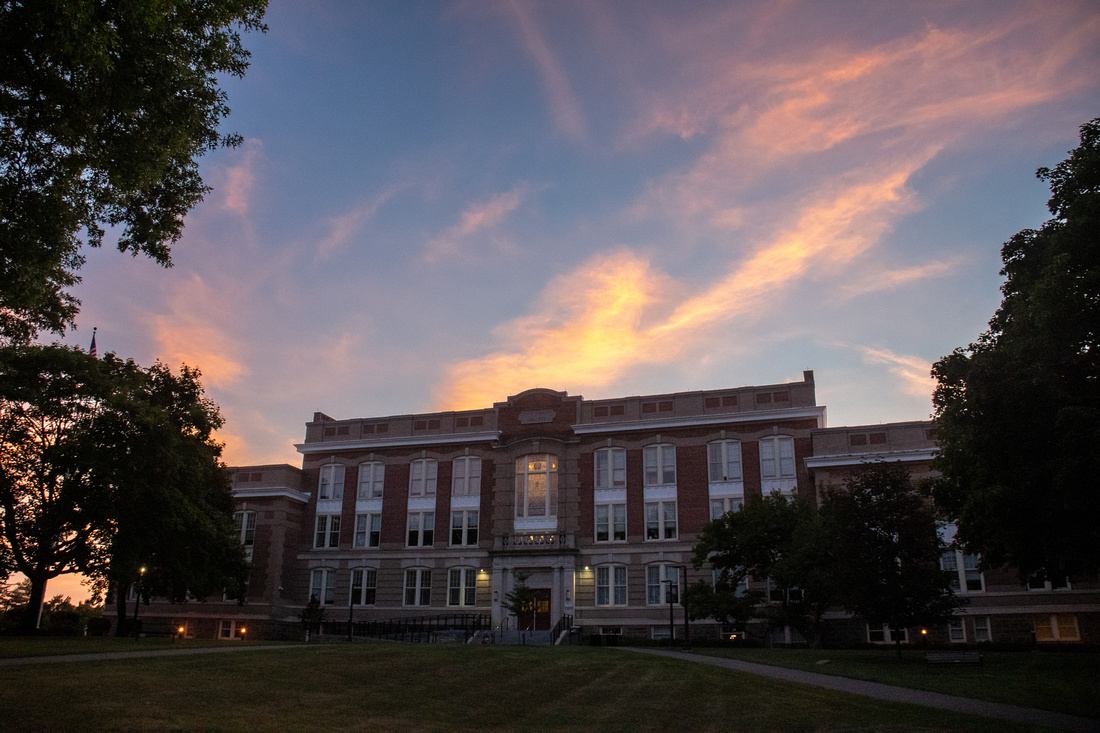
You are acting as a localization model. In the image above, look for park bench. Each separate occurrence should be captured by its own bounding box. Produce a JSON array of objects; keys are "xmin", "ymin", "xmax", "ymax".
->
[{"xmin": 925, "ymin": 650, "xmax": 983, "ymax": 666}]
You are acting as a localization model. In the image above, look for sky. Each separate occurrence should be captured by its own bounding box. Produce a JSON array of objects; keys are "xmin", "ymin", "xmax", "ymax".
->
[{"xmin": 32, "ymin": 0, "xmax": 1100, "ymax": 602}]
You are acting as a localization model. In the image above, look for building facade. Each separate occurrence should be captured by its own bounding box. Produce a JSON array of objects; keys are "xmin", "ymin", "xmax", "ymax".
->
[{"xmin": 127, "ymin": 372, "xmax": 1100, "ymax": 645}]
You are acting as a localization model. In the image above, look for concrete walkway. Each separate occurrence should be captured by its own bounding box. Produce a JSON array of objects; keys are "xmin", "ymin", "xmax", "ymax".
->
[
  {"xmin": 0, "ymin": 644, "xmax": 306, "ymax": 667},
  {"xmin": 620, "ymin": 647, "xmax": 1099, "ymax": 732}
]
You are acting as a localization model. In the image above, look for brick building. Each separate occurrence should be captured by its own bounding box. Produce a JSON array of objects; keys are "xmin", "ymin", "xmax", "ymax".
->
[{"xmin": 125, "ymin": 371, "xmax": 1099, "ymax": 645}]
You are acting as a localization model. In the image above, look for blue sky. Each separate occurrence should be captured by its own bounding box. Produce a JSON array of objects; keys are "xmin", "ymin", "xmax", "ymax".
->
[{"xmin": 59, "ymin": 0, "xmax": 1100, "ymax": 477}]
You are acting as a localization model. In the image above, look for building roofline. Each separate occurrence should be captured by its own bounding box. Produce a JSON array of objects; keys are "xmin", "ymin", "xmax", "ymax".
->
[
  {"xmin": 295, "ymin": 431, "xmax": 502, "ymax": 454},
  {"xmin": 572, "ymin": 406, "xmax": 826, "ymax": 435}
]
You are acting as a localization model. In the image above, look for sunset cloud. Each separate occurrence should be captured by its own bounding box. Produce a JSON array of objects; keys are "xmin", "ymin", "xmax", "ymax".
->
[
  {"xmin": 151, "ymin": 275, "xmax": 246, "ymax": 390},
  {"xmin": 423, "ymin": 185, "xmax": 529, "ymax": 263},
  {"xmin": 839, "ymin": 259, "xmax": 961, "ymax": 298},
  {"xmin": 220, "ymin": 139, "xmax": 262, "ymax": 215},
  {"xmin": 859, "ymin": 346, "xmax": 935, "ymax": 399},
  {"xmin": 315, "ymin": 187, "xmax": 401, "ymax": 259}
]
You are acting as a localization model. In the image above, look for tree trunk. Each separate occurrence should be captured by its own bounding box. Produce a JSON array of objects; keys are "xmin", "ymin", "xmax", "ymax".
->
[
  {"xmin": 114, "ymin": 582, "xmax": 130, "ymax": 637},
  {"xmin": 24, "ymin": 573, "xmax": 49, "ymax": 632}
]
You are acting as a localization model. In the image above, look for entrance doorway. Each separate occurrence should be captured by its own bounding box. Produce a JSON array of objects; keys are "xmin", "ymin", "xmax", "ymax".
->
[{"xmin": 532, "ymin": 588, "xmax": 551, "ymax": 630}]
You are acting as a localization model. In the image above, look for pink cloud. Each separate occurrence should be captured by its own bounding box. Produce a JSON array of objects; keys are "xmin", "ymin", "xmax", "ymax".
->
[
  {"xmin": 423, "ymin": 184, "xmax": 529, "ymax": 263},
  {"xmin": 859, "ymin": 346, "xmax": 935, "ymax": 400}
]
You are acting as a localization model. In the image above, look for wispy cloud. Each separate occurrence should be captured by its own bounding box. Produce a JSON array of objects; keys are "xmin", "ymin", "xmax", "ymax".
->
[
  {"xmin": 422, "ymin": 184, "xmax": 529, "ymax": 263},
  {"xmin": 506, "ymin": 0, "xmax": 586, "ymax": 141},
  {"xmin": 315, "ymin": 187, "xmax": 402, "ymax": 259},
  {"xmin": 220, "ymin": 139, "xmax": 262, "ymax": 215},
  {"xmin": 839, "ymin": 259, "xmax": 961, "ymax": 298},
  {"xmin": 859, "ymin": 346, "xmax": 935, "ymax": 399}
]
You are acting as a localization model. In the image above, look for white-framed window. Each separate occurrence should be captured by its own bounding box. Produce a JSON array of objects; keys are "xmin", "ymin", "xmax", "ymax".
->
[
  {"xmin": 596, "ymin": 565, "xmax": 627, "ymax": 606},
  {"xmin": 314, "ymin": 515, "xmax": 340, "ymax": 548},
  {"xmin": 357, "ymin": 461, "xmax": 384, "ymax": 500},
  {"xmin": 708, "ymin": 440, "xmax": 742, "ymax": 482},
  {"xmin": 318, "ymin": 464, "xmax": 344, "ymax": 500},
  {"xmin": 407, "ymin": 511, "xmax": 435, "ymax": 547},
  {"xmin": 350, "ymin": 568, "xmax": 377, "ymax": 605},
  {"xmin": 354, "ymin": 514, "xmax": 381, "ymax": 548},
  {"xmin": 410, "ymin": 459, "xmax": 438, "ymax": 497},
  {"xmin": 515, "ymin": 454, "xmax": 558, "ymax": 519},
  {"xmin": 404, "ymin": 568, "xmax": 432, "ymax": 606},
  {"xmin": 646, "ymin": 564, "xmax": 680, "ymax": 605},
  {"xmin": 867, "ymin": 625, "xmax": 908, "ymax": 644},
  {"xmin": 709, "ymin": 496, "xmax": 742, "ymax": 520},
  {"xmin": 310, "ymin": 568, "xmax": 335, "ymax": 605},
  {"xmin": 643, "ymin": 444, "xmax": 676, "ymax": 487},
  {"xmin": 645, "ymin": 501, "xmax": 677, "ymax": 540},
  {"xmin": 595, "ymin": 447, "xmax": 626, "ymax": 489},
  {"xmin": 759, "ymin": 436, "xmax": 795, "ymax": 479},
  {"xmin": 948, "ymin": 618, "xmax": 966, "ymax": 643},
  {"xmin": 452, "ymin": 456, "xmax": 481, "ymax": 497},
  {"xmin": 941, "ymin": 550, "xmax": 984, "ymax": 593},
  {"xmin": 973, "ymin": 616, "xmax": 991, "ymax": 643},
  {"xmin": 234, "ymin": 511, "xmax": 256, "ymax": 561},
  {"xmin": 448, "ymin": 568, "xmax": 477, "ymax": 606},
  {"xmin": 1035, "ymin": 614, "xmax": 1080, "ymax": 642},
  {"xmin": 1027, "ymin": 576, "xmax": 1071, "ymax": 591},
  {"xmin": 450, "ymin": 510, "xmax": 479, "ymax": 546},
  {"xmin": 595, "ymin": 503, "xmax": 627, "ymax": 542}
]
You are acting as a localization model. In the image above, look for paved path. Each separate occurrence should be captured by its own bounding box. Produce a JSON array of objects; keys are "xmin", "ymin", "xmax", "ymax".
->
[
  {"xmin": 620, "ymin": 647, "xmax": 1099, "ymax": 732},
  {"xmin": 0, "ymin": 644, "xmax": 306, "ymax": 667}
]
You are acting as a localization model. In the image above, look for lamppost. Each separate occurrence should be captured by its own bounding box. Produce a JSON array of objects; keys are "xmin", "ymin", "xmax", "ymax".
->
[
  {"xmin": 132, "ymin": 566, "xmax": 146, "ymax": 639},
  {"xmin": 681, "ymin": 565, "xmax": 692, "ymax": 652},
  {"xmin": 661, "ymin": 579, "xmax": 675, "ymax": 645}
]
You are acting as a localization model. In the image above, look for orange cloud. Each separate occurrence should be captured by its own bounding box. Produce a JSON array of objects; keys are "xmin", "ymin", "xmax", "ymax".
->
[
  {"xmin": 506, "ymin": 0, "xmax": 586, "ymax": 141},
  {"xmin": 435, "ymin": 161, "xmax": 925, "ymax": 409},
  {"xmin": 859, "ymin": 346, "xmax": 935, "ymax": 399},
  {"xmin": 152, "ymin": 275, "xmax": 246, "ymax": 389}
]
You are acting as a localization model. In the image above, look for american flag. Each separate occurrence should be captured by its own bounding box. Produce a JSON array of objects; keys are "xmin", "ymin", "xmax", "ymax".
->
[{"xmin": 89, "ymin": 328, "xmax": 98, "ymax": 359}]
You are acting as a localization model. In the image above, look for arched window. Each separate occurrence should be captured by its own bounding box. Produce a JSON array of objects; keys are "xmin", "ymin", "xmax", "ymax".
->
[
  {"xmin": 350, "ymin": 568, "xmax": 377, "ymax": 605},
  {"xmin": 452, "ymin": 456, "xmax": 482, "ymax": 496},
  {"xmin": 643, "ymin": 444, "xmax": 676, "ymax": 487},
  {"xmin": 318, "ymin": 464, "xmax": 344, "ymax": 500},
  {"xmin": 594, "ymin": 447, "xmax": 626, "ymax": 489},
  {"xmin": 515, "ymin": 454, "xmax": 558, "ymax": 519},
  {"xmin": 596, "ymin": 565, "xmax": 627, "ymax": 606},
  {"xmin": 448, "ymin": 567, "xmax": 477, "ymax": 607},
  {"xmin": 759, "ymin": 436, "xmax": 795, "ymax": 479},
  {"xmin": 409, "ymin": 458, "xmax": 437, "ymax": 496},
  {"xmin": 357, "ymin": 461, "xmax": 384, "ymax": 500},
  {"xmin": 707, "ymin": 440, "xmax": 742, "ymax": 482}
]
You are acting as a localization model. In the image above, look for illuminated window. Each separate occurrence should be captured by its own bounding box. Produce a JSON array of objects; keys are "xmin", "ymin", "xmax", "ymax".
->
[
  {"xmin": 407, "ymin": 512, "xmax": 435, "ymax": 547},
  {"xmin": 350, "ymin": 568, "xmax": 377, "ymax": 605},
  {"xmin": 452, "ymin": 456, "xmax": 482, "ymax": 497},
  {"xmin": 707, "ymin": 440, "xmax": 742, "ymax": 482},
  {"xmin": 594, "ymin": 448, "xmax": 626, "ymax": 489},
  {"xmin": 318, "ymin": 464, "xmax": 344, "ymax": 500},
  {"xmin": 646, "ymin": 564, "xmax": 679, "ymax": 605},
  {"xmin": 1034, "ymin": 614, "xmax": 1079, "ymax": 642},
  {"xmin": 357, "ymin": 461, "xmax": 384, "ymax": 500},
  {"xmin": 404, "ymin": 569, "xmax": 432, "ymax": 606},
  {"xmin": 448, "ymin": 568, "xmax": 477, "ymax": 607},
  {"xmin": 354, "ymin": 514, "xmax": 381, "ymax": 548},
  {"xmin": 643, "ymin": 444, "xmax": 676, "ymax": 487},
  {"xmin": 596, "ymin": 566, "xmax": 627, "ymax": 606},
  {"xmin": 645, "ymin": 501, "xmax": 677, "ymax": 540},
  {"xmin": 450, "ymin": 510, "xmax": 479, "ymax": 546},
  {"xmin": 314, "ymin": 515, "xmax": 340, "ymax": 549},
  {"xmin": 515, "ymin": 455, "xmax": 558, "ymax": 519},
  {"xmin": 595, "ymin": 503, "xmax": 627, "ymax": 542},
  {"xmin": 759, "ymin": 436, "xmax": 795, "ymax": 479},
  {"xmin": 309, "ymin": 569, "xmax": 335, "ymax": 605},
  {"xmin": 409, "ymin": 459, "xmax": 437, "ymax": 497}
]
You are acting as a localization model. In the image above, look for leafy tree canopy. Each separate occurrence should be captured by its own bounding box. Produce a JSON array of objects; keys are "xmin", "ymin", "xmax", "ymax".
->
[
  {"xmin": 931, "ymin": 118, "xmax": 1100, "ymax": 581},
  {"xmin": 821, "ymin": 462, "xmax": 959, "ymax": 637},
  {"xmin": 689, "ymin": 493, "xmax": 837, "ymax": 646},
  {"xmin": 0, "ymin": 0, "xmax": 267, "ymax": 342},
  {"xmin": 0, "ymin": 344, "xmax": 248, "ymax": 631}
]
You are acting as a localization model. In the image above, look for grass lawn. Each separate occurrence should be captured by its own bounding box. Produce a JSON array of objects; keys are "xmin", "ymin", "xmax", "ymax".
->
[
  {"xmin": 692, "ymin": 646, "xmax": 1100, "ymax": 719},
  {"xmin": 0, "ymin": 641, "xmax": 1075, "ymax": 732},
  {"xmin": 0, "ymin": 635, "xmax": 255, "ymax": 659}
]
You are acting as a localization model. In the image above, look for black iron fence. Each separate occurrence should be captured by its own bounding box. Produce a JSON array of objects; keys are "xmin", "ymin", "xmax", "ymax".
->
[{"xmin": 322, "ymin": 613, "xmax": 490, "ymax": 643}]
